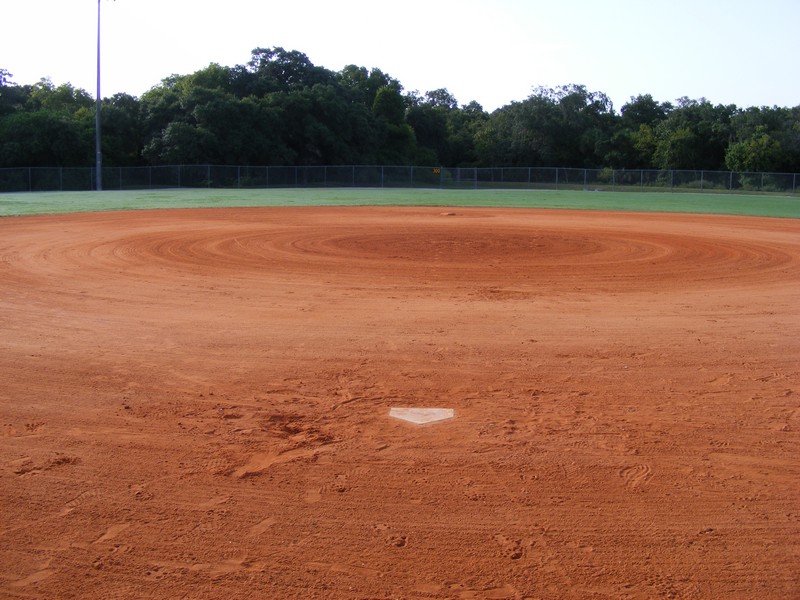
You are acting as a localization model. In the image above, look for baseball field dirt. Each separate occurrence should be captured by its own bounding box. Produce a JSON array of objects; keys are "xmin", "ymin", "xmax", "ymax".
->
[{"xmin": 1, "ymin": 207, "xmax": 798, "ymax": 598}]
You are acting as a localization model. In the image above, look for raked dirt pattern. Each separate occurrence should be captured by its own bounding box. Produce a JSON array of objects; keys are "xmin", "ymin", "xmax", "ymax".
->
[{"xmin": 1, "ymin": 207, "xmax": 798, "ymax": 599}]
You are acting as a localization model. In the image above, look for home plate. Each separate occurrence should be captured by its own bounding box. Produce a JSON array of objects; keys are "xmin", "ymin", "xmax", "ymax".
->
[{"xmin": 389, "ymin": 407, "xmax": 454, "ymax": 424}]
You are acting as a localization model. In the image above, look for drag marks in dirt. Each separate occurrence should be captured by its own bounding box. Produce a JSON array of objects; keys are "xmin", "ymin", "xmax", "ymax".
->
[
  {"xmin": 7, "ymin": 567, "xmax": 56, "ymax": 589},
  {"xmin": 2, "ymin": 208, "xmax": 798, "ymax": 598},
  {"xmin": 619, "ymin": 463, "xmax": 654, "ymax": 491},
  {"xmin": 233, "ymin": 443, "xmax": 336, "ymax": 479},
  {"xmin": 3, "ymin": 209, "xmax": 798, "ymax": 300},
  {"xmin": 16, "ymin": 454, "xmax": 79, "ymax": 474}
]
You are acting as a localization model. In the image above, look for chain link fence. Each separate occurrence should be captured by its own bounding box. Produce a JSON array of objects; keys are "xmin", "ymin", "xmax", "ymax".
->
[{"xmin": 1, "ymin": 165, "xmax": 798, "ymax": 194}]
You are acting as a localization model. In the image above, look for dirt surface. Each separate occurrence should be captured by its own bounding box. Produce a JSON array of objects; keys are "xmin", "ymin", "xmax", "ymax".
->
[{"xmin": 1, "ymin": 206, "xmax": 798, "ymax": 599}]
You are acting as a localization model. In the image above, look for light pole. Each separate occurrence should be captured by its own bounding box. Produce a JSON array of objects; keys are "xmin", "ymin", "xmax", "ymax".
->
[{"xmin": 95, "ymin": 0, "xmax": 102, "ymax": 191}]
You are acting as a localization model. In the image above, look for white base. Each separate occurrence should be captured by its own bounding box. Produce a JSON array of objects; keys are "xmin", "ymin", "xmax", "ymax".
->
[{"xmin": 389, "ymin": 407, "xmax": 454, "ymax": 424}]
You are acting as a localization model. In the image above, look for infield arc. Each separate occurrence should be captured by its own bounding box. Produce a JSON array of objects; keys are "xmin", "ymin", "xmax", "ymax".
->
[{"xmin": 1, "ymin": 207, "xmax": 797, "ymax": 296}]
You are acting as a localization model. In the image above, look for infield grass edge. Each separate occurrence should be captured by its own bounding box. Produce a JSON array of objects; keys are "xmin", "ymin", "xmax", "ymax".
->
[{"xmin": 0, "ymin": 188, "xmax": 798, "ymax": 219}]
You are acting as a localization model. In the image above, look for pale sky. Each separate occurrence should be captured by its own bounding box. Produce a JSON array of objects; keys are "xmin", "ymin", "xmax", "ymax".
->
[{"xmin": 2, "ymin": 0, "xmax": 798, "ymax": 113}]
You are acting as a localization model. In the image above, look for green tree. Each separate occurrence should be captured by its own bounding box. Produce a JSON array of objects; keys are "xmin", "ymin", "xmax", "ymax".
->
[
  {"xmin": 235, "ymin": 47, "xmax": 335, "ymax": 97},
  {"xmin": 0, "ymin": 70, "xmax": 29, "ymax": 117},
  {"xmin": 476, "ymin": 85, "xmax": 617, "ymax": 167},
  {"xmin": 605, "ymin": 95, "xmax": 671, "ymax": 167},
  {"xmin": 729, "ymin": 105, "xmax": 800, "ymax": 172},
  {"xmin": 370, "ymin": 84, "xmax": 416, "ymax": 163},
  {"xmin": 652, "ymin": 98, "xmax": 736, "ymax": 170},
  {"xmin": 103, "ymin": 93, "xmax": 144, "ymax": 166},
  {"xmin": 142, "ymin": 121, "xmax": 216, "ymax": 164},
  {"xmin": 372, "ymin": 85, "xmax": 405, "ymax": 124},
  {"xmin": 0, "ymin": 111, "xmax": 91, "ymax": 167},
  {"xmin": 406, "ymin": 95, "xmax": 449, "ymax": 164},
  {"xmin": 337, "ymin": 65, "xmax": 398, "ymax": 108},
  {"xmin": 620, "ymin": 94, "xmax": 670, "ymax": 128},
  {"xmin": 26, "ymin": 79, "xmax": 94, "ymax": 114},
  {"xmin": 725, "ymin": 128, "xmax": 783, "ymax": 172},
  {"xmin": 139, "ymin": 84, "xmax": 184, "ymax": 143}
]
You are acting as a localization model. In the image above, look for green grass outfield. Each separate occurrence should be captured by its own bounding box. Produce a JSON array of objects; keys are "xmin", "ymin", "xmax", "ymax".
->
[{"xmin": 0, "ymin": 188, "xmax": 798, "ymax": 219}]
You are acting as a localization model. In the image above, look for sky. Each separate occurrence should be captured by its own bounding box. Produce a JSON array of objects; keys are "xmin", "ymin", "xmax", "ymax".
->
[{"xmin": 2, "ymin": 0, "xmax": 798, "ymax": 113}]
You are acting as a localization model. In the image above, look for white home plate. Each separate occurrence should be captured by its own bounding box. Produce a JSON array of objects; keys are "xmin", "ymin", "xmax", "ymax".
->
[{"xmin": 389, "ymin": 407, "xmax": 454, "ymax": 424}]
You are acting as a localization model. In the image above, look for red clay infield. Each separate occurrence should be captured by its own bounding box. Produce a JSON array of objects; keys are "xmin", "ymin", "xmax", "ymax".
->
[{"xmin": 1, "ymin": 206, "xmax": 798, "ymax": 599}]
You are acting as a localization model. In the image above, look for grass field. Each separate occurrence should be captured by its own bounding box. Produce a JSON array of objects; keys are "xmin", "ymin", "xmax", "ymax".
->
[{"xmin": 0, "ymin": 187, "xmax": 798, "ymax": 218}]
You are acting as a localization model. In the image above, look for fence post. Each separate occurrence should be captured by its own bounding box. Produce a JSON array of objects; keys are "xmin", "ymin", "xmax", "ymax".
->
[
  {"xmin": 352, "ymin": 165, "xmax": 355, "ymax": 187},
  {"xmin": 410, "ymin": 166, "xmax": 414, "ymax": 187},
  {"xmin": 701, "ymin": 170, "xmax": 704, "ymax": 191},
  {"xmin": 555, "ymin": 167, "xmax": 559, "ymax": 190},
  {"xmin": 237, "ymin": 166, "xmax": 240, "ymax": 189},
  {"xmin": 761, "ymin": 172, "xmax": 764, "ymax": 191}
]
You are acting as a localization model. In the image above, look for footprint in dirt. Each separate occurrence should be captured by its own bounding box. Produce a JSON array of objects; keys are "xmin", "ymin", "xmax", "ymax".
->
[{"xmin": 619, "ymin": 463, "xmax": 653, "ymax": 490}]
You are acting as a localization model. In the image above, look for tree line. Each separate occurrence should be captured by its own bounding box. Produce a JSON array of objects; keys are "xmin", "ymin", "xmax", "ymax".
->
[{"xmin": 1, "ymin": 48, "xmax": 798, "ymax": 173}]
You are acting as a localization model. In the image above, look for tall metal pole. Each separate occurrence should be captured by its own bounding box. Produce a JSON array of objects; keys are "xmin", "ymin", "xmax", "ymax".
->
[{"xmin": 95, "ymin": 0, "xmax": 102, "ymax": 191}]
